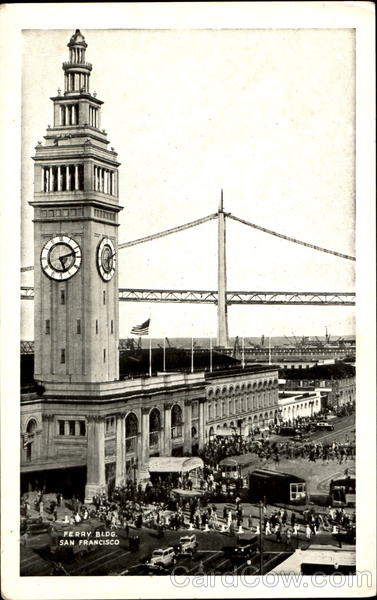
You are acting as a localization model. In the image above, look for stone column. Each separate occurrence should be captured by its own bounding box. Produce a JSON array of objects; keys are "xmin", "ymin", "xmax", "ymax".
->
[
  {"xmin": 141, "ymin": 407, "xmax": 150, "ymax": 466},
  {"xmin": 75, "ymin": 165, "xmax": 79, "ymax": 190},
  {"xmin": 57, "ymin": 166, "xmax": 61, "ymax": 191},
  {"xmin": 115, "ymin": 413, "xmax": 125, "ymax": 486},
  {"xmin": 85, "ymin": 416, "xmax": 106, "ymax": 503},
  {"xmin": 41, "ymin": 414, "xmax": 55, "ymax": 459},
  {"xmin": 66, "ymin": 165, "xmax": 70, "ymax": 190},
  {"xmin": 183, "ymin": 399, "xmax": 192, "ymax": 455},
  {"xmin": 163, "ymin": 403, "xmax": 172, "ymax": 455},
  {"xmin": 198, "ymin": 398, "xmax": 205, "ymax": 450}
]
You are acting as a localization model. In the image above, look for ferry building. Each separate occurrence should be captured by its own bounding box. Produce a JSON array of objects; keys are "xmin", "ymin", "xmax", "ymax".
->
[{"xmin": 21, "ymin": 30, "xmax": 279, "ymax": 501}]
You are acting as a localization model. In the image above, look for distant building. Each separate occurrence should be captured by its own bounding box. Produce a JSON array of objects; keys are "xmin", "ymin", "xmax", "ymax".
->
[
  {"xmin": 281, "ymin": 363, "xmax": 355, "ymax": 412},
  {"xmin": 278, "ymin": 389, "xmax": 322, "ymax": 423}
]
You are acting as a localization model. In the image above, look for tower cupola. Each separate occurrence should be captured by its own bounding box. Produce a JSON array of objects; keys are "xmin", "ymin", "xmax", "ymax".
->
[{"xmin": 63, "ymin": 29, "xmax": 92, "ymax": 95}]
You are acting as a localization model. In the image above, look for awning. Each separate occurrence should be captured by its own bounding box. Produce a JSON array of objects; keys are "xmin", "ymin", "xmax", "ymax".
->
[
  {"xmin": 148, "ymin": 457, "xmax": 204, "ymax": 473},
  {"xmin": 215, "ymin": 427, "xmax": 236, "ymax": 437}
]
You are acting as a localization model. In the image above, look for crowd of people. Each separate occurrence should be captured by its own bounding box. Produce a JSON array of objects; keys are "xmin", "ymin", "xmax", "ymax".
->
[{"xmin": 197, "ymin": 414, "xmax": 355, "ymax": 471}]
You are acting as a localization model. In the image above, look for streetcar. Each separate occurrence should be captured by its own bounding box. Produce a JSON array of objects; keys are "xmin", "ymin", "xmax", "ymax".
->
[
  {"xmin": 217, "ymin": 456, "xmax": 255, "ymax": 487},
  {"xmin": 329, "ymin": 476, "xmax": 355, "ymax": 507},
  {"xmin": 249, "ymin": 469, "xmax": 307, "ymax": 505}
]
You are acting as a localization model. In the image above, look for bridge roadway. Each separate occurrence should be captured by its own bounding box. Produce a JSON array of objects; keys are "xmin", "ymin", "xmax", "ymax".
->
[{"xmin": 21, "ymin": 286, "xmax": 355, "ymax": 305}]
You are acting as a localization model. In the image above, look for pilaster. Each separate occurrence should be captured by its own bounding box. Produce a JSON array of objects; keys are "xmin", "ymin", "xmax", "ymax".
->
[{"xmin": 85, "ymin": 415, "xmax": 106, "ymax": 502}]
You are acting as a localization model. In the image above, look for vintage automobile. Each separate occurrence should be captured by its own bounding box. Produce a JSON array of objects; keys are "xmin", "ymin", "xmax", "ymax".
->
[
  {"xmin": 147, "ymin": 546, "xmax": 176, "ymax": 568},
  {"xmin": 176, "ymin": 534, "xmax": 198, "ymax": 556},
  {"xmin": 227, "ymin": 535, "xmax": 258, "ymax": 562}
]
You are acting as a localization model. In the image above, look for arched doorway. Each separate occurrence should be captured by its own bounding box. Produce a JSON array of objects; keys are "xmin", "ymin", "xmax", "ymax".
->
[
  {"xmin": 125, "ymin": 412, "xmax": 138, "ymax": 483},
  {"xmin": 149, "ymin": 408, "xmax": 161, "ymax": 456},
  {"xmin": 191, "ymin": 425, "xmax": 199, "ymax": 455},
  {"xmin": 25, "ymin": 418, "xmax": 37, "ymax": 463},
  {"xmin": 171, "ymin": 404, "xmax": 183, "ymax": 456}
]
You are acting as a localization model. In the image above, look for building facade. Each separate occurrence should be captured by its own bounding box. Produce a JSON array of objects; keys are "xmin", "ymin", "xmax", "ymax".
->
[
  {"xmin": 21, "ymin": 30, "xmax": 281, "ymax": 502},
  {"xmin": 205, "ymin": 367, "xmax": 280, "ymax": 437},
  {"xmin": 278, "ymin": 389, "xmax": 322, "ymax": 424}
]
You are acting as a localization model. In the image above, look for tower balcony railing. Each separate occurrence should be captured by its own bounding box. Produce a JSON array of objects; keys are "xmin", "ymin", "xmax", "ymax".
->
[{"xmin": 63, "ymin": 61, "xmax": 92, "ymax": 70}]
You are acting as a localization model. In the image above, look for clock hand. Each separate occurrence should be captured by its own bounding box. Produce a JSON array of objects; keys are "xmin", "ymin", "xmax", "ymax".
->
[
  {"xmin": 58, "ymin": 251, "xmax": 74, "ymax": 268},
  {"xmin": 59, "ymin": 251, "xmax": 75, "ymax": 260}
]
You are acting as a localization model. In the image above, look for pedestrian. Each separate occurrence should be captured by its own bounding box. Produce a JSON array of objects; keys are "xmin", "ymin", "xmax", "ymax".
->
[
  {"xmin": 248, "ymin": 514, "xmax": 253, "ymax": 530},
  {"xmin": 276, "ymin": 525, "xmax": 282, "ymax": 542},
  {"xmin": 305, "ymin": 525, "xmax": 311, "ymax": 540},
  {"xmin": 286, "ymin": 528, "xmax": 292, "ymax": 546}
]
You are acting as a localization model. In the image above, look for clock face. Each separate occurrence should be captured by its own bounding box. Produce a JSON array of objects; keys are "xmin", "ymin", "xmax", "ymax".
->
[
  {"xmin": 97, "ymin": 237, "xmax": 116, "ymax": 281},
  {"xmin": 41, "ymin": 235, "xmax": 82, "ymax": 280}
]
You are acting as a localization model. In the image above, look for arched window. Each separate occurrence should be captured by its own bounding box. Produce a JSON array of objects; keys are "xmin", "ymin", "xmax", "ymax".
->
[
  {"xmin": 26, "ymin": 419, "xmax": 37, "ymax": 434},
  {"xmin": 149, "ymin": 408, "xmax": 161, "ymax": 447},
  {"xmin": 125, "ymin": 412, "xmax": 138, "ymax": 453},
  {"xmin": 192, "ymin": 426, "xmax": 198, "ymax": 438},
  {"xmin": 208, "ymin": 403, "xmax": 212, "ymax": 420},
  {"xmin": 171, "ymin": 404, "xmax": 183, "ymax": 439}
]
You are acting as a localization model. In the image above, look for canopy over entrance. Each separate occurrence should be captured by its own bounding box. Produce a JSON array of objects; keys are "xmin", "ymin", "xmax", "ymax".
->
[
  {"xmin": 216, "ymin": 427, "xmax": 236, "ymax": 437},
  {"xmin": 148, "ymin": 457, "xmax": 203, "ymax": 473}
]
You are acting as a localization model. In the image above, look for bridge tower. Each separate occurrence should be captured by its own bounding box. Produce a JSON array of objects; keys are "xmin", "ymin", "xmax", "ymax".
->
[
  {"xmin": 217, "ymin": 190, "xmax": 229, "ymax": 347},
  {"xmin": 30, "ymin": 29, "xmax": 123, "ymax": 385}
]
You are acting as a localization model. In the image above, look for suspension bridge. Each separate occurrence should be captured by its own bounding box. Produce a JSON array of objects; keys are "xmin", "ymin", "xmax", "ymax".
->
[{"xmin": 21, "ymin": 194, "xmax": 355, "ymax": 347}]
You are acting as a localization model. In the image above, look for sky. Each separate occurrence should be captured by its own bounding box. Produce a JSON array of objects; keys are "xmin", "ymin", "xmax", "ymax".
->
[{"xmin": 21, "ymin": 28, "xmax": 356, "ymax": 340}]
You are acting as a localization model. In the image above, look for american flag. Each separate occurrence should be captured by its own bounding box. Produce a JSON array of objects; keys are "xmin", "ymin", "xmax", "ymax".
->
[{"xmin": 130, "ymin": 318, "xmax": 150, "ymax": 336}]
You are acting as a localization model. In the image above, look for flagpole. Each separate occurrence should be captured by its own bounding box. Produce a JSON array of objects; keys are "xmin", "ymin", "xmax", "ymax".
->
[
  {"xmin": 149, "ymin": 336, "xmax": 152, "ymax": 377},
  {"xmin": 163, "ymin": 337, "xmax": 166, "ymax": 372},
  {"xmin": 191, "ymin": 336, "xmax": 194, "ymax": 373},
  {"xmin": 209, "ymin": 337, "xmax": 213, "ymax": 373}
]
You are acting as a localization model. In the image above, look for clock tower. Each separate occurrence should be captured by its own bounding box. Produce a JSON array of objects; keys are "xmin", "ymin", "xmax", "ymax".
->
[{"xmin": 30, "ymin": 30, "xmax": 122, "ymax": 385}]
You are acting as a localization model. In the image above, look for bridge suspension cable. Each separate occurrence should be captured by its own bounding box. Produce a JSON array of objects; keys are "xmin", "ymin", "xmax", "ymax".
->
[
  {"xmin": 118, "ymin": 213, "xmax": 218, "ymax": 249},
  {"xmin": 20, "ymin": 209, "xmax": 355, "ymax": 271},
  {"xmin": 228, "ymin": 214, "xmax": 356, "ymax": 261}
]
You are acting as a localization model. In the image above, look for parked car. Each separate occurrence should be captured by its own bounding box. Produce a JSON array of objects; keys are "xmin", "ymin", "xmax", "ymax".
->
[
  {"xmin": 176, "ymin": 534, "xmax": 198, "ymax": 556},
  {"xmin": 147, "ymin": 547, "xmax": 176, "ymax": 568},
  {"xmin": 228, "ymin": 536, "xmax": 258, "ymax": 562}
]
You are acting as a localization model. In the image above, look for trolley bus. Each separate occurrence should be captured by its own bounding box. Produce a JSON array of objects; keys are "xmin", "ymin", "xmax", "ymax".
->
[
  {"xmin": 249, "ymin": 469, "xmax": 307, "ymax": 505},
  {"xmin": 329, "ymin": 476, "xmax": 355, "ymax": 507}
]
